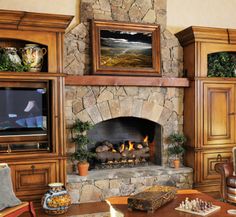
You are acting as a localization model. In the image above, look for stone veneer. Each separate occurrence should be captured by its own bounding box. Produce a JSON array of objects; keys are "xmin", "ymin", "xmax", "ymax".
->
[
  {"xmin": 65, "ymin": 86, "xmax": 184, "ymax": 170},
  {"xmin": 67, "ymin": 166, "xmax": 193, "ymax": 203},
  {"xmin": 64, "ymin": 0, "xmax": 184, "ymax": 168},
  {"xmin": 64, "ymin": 0, "xmax": 192, "ymax": 203}
]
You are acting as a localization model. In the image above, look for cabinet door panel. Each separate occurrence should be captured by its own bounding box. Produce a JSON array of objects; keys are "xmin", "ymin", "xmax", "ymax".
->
[
  {"xmin": 203, "ymin": 83, "xmax": 235, "ymax": 147},
  {"xmin": 201, "ymin": 150, "xmax": 231, "ymax": 183},
  {"xmin": 11, "ymin": 161, "xmax": 58, "ymax": 197}
]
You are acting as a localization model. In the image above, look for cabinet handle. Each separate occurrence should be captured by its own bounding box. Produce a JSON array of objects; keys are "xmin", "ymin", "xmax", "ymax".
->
[
  {"xmin": 31, "ymin": 165, "xmax": 35, "ymax": 173},
  {"xmin": 216, "ymin": 154, "xmax": 222, "ymax": 161},
  {"xmin": 228, "ymin": 112, "xmax": 236, "ymax": 115}
]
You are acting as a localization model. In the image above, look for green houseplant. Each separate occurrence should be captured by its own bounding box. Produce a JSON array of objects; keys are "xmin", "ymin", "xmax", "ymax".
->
[
  {"xmin": 0, "ymin": 49, "xmax": 29, "ymax": 72},
  {"xmin": 167, "ymin": 133, "xmax": 186, "ymax": 169},
  {"xmin": 208, "ymin": 52, "xmax": 236, "ymax": 77},
  {"xmin": 71, "ymin": 119, "xmax": 95, "ymax": 176}
]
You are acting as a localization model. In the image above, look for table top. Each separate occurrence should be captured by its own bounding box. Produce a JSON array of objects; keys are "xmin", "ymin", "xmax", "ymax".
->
[
  {"xmin": 34, "ymin": 189, "xmax": 236, "ymax": 217},
  {"xmin": 106, "ymin": 190, "xmax": 236, "ymax": 217}
]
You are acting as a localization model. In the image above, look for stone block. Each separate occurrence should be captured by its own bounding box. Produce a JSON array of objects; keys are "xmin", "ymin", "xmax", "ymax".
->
[
  {"xmin": 172, "ymin": 97, "xmax": 184, "ymax": 115},
  {"xmin": 83, "ymin": 90, "xmax": 96, "ymax": 108},
  {"xmin": 110, "ymin": 179, "xmax": 122, "ymax": 189},
  {"xmin": 110, "ymin": 0, "xmax": 123, "ymax": 7},
  {"xmin": 155, "ymin": 0, "xmax": 166, "ymax": 10},
  {"xmin": 122, "ymin": 0, "xmax": 135, "ymax": 11},
  {"xmin": 86, "ymin": 105, "xmax": 103, "ymax": 124},
  {"xmin": 141, "ymin": 101, "xmax": 163, "ymax": 122},
  {"xmin": 132, "ymin": 99, "xmax": 143, "ymax": 117},
  {"xmin": 65, "ymin": 99, "xmax": 73, "ymax": 107},
  {"xmin": 136, "ymin": 0, "xmax": 152, "ymax": 16},
  {"xmin": 99, "ymin": 0, "xmax": 111, "ymax": 12},
  {"xmin": 120, "ymin": 97, "xmax": 133, "ymax": 116},
  {"xmin": 116, "ymin": 87, "xmax": 126, "ymax": 96},
  {"xmin": 124, "ymin": 86, "xmax": 139, "ymax": 96},
  {"xmin": 76, "ymin": 109, "xmax": 93, "ymax": 123},
  {"xmin": 95, "ymin": 180, "xmax": 110, "ymax": 190},
  {"xmin": 128, "ymin": 4, "xmax": 142, "ymax": 22},
  {"xmin": 72, "ymin": 100, "xmax": 84, "ymax": 114},
  {"xmin": 97, "ymin": 90, "xmax": 114, "ymax": 102},
  {"xmin": 80, "ymin": 185, "xmax": 102, "ymax": 202},
  {"xmin": 109, "ymin": 99, "xmax": 121, "ymax": 118},
  {"xmin": 120, "ymin": 183, "xmax": 135, "ymax": 195},
  {"xmin": 76, "ymin": 86, "xmax": 89, "ymax": 98},
  {"xmin": 159, "ymin": 107, "xmax": 172, "ymax": 125},
  {"xmin": 142, "ymin": 9, "xmax": 156, "ymax": 23},
  {"xmin": 148, "ymin": 91, "xmax": 165, "ymax": 106},
  {"xmin": 71, "ymin": 23, "xmax": 87, "ymax": 39},
  {"xmin": 138, "ymin": 87, "xmax": 152, "ymax": 100},
  {"xmin": 97, "ymin": 101, "xmax": 112, "ymax": 120}
]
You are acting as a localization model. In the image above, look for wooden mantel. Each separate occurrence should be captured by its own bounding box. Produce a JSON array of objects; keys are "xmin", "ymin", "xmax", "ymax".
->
[{"xmin": 65, "ymin": 75, "xmax": 189, "ymax": 87}]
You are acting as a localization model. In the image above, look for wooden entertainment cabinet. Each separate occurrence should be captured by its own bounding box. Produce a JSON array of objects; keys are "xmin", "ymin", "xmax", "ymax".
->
[
  {"xmin": 0, "ymin": 10, "xmax": 73, "ymax": 203},
  {"xmin": 176, "ymin": 27, "xmax": 236, "ymax": 196}
]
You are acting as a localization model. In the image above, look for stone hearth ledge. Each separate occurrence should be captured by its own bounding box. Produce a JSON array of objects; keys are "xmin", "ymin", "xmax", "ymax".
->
[{"xmin": 67, "ymin": 165, "xmax": 193, "ymax": 204}]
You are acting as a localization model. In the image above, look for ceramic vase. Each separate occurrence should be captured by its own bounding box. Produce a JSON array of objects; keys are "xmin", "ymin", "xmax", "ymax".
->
[
  {"xmin": 41, "ymin": 182, "xmax": 71, "ymax": 215},
  {"xmin": 21, "ymin": 44, "xmax": 47, "ymax": 72},
  {"xmin": 4, "ymin": 47, "xmax": 21, "ymax": 64}
]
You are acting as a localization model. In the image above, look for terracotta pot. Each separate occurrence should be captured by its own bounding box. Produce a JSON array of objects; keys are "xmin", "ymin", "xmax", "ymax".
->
[
  {"xmin": 173, "ymin": 159, "xmax": 180, "ymax": 169},
  {"xmin": 77, "ymin": 162, "xmax": 89, "ymax": 176}
]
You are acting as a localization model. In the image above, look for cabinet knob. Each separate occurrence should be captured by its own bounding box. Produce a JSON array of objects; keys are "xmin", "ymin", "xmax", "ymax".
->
[
  {"xmin": 31, "ymin": 165, "xmax": 35, "ymax": 173},
  {"xmin": 228, "ymin": 112, "xmax": 236, "ymax": 115},
  {"xmin": 216, "ymin": 154, "xmax": 222, "ymax": 161}
]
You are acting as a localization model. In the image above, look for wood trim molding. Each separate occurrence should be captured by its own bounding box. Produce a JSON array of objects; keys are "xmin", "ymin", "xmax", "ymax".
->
[
  {"xmin": 65, "ymin": 75, "xmax": 189, "ymax": 87},
  {"xmin": 175, "ymin": 26, "xmax": 230, "ymax": 46},
  {"xmin": 0, "ymin": 10, "xmax": 73, "ymax": 32}
]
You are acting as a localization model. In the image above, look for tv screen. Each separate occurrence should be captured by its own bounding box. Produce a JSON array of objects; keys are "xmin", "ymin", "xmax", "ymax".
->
[{"xmin": 0, "ymin": 87, "xmax": 48, "ymax": 136}]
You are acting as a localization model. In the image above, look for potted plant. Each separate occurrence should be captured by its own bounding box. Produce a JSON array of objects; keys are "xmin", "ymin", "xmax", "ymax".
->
[
  {"xmin": 167, "ymin": 133, "xmax": 186, "ymax": 169},
  {"xmin": 70, "ymin": 119, "xmax": 95, "ymax": 176}
]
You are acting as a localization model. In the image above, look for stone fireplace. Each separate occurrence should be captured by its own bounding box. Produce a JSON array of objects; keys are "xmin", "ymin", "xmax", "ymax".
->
[
  {"xmin": 66, "ymin": 86, "xmax": 184, "ymax": 170},
  {"xmin": 64, "ymin": 0, "xmax": 193, "ymax": 204}
]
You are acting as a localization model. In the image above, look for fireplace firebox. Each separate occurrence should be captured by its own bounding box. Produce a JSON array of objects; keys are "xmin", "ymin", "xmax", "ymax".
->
[{"xmin": 88, "ymin": 117, "xmax": 162, "ymax": 169}]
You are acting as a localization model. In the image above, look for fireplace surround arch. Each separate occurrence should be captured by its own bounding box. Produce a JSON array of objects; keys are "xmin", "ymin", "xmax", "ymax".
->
[{"xmin": 88, "ymin": 116, "xmax": 162, "ymax": 166}]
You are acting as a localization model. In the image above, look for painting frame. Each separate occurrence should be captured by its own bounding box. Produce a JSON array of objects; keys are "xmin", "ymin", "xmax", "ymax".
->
[{"xmin": 92, "ymin": 20, "xmax": 161, "ymax": 76}]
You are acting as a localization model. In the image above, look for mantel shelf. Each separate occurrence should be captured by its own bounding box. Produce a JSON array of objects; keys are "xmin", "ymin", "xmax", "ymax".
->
[{"xmin": 65, "ymin": 75, "xmax": 189, "ymax": 87}]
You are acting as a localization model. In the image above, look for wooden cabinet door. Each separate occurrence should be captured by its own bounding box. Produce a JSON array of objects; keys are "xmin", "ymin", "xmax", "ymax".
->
[
  {"xmin": 10, "ymin": 161, "xmax": 58, "ymax": 199},
  {"xmin": 203, "ymin": 82, "xmax": 235, "ymax": 147},
  {"xmin": 201, "ymin": 150, "xmax": 231, "ymax": 183}
]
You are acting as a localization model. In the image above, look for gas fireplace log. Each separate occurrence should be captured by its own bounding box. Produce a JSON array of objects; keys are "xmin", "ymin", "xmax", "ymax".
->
[
  {"xmin": 102, "ymin": 140, "xmax": 113, "ymax": 148},
  {"xmin": 96, "ymin": 152, "xmax": 121, "ymax": 162},
  {"xmin": 95, "ymin": 141, "xmax": 114, "ymax": 153},
  {"xmin": 121, "ymin": 148, "xmax": 150, "ymax": 159},
  {"xmin": 95, "ymin": 145, "xmax": 111, "ymax": 153},
  {"xmin": 134, "ymin": 143, "xmax": 143, "ymax": 149}
]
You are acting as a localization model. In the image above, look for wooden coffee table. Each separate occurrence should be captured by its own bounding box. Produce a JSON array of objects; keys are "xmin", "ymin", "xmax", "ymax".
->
[
  {"xmin": 35, "ymin": 189, "xmax": 236, "ymax": 217},
  {"xmin": 106, "ymin": 190, "xmax": 236, "ymax": 217}
]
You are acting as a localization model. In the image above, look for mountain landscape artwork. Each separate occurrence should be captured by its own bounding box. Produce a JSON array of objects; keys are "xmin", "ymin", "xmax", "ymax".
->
[{"xmin": 100, "ymin": 29, "xmax": 153, "ymax": 68}]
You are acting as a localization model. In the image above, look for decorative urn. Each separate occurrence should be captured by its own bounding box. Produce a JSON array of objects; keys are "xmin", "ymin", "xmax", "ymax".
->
[
  {"xmin": 21, "ymin": 44, "xmax": 47, "ymax": 72},
  {"xmin": 41, "ymin": 182, "xmax": 71, "ymax": 215}
]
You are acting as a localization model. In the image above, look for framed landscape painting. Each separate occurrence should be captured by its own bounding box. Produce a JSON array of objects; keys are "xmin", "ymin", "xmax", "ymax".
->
[{"xmin": 92, "ymin": 20, "xmax": 161, "ymax": 76}]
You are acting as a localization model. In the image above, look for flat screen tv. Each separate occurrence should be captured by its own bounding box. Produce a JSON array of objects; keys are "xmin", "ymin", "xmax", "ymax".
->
[{"xmin": 0, "ymin": 82, "xmax": 49, "ymax": 137}]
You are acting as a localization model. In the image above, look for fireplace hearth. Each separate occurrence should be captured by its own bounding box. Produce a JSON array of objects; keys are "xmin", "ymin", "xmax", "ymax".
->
[{"xmin": 88, "ymin": 117, "xmax": 162, "ymax": 169}]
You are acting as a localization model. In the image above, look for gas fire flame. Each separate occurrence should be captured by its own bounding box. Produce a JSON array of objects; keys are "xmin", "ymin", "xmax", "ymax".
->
[
  {"xmin": 120, "ymin": 143, "xmax": 125, "ymax": 152},
  {"xmin": 143, "ymin": 135, "xmax": 148, "ymax": 143},
  {"xmin": 128, "ymin": 141, "xmax": 134, "ymax": 151}
]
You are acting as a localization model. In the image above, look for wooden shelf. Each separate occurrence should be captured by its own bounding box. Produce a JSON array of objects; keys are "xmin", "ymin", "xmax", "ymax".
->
[{"xmin": 65, "ymin": 75, "xmax": 189, "ymax": 87}]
